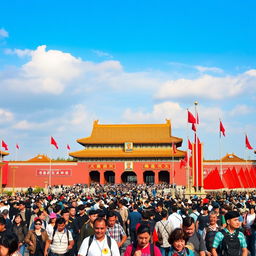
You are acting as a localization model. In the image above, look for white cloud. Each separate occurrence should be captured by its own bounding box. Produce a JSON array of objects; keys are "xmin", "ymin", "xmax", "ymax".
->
[
  {"xmin": 245, "ymin": 69, "xmax": 256, "ymax": 77},
  {"xmin": 92, "ymin": 49, "xmax": 113, "ymax": 58},
  {"xmin": 123, "ymin": 102, "xmax": 225, "ymax": 134},
  {"xmin": 194, "ymin": 65, "xmax": 223, "ymax": 73},
  {"xmin": 4, "ymin": 48, "xmax": 32, "ymax": 57},
  {"xmin": 0, "ymin": 108, "xmax": 14, "ymax": 123},
  {"xmin": 229, "ymin": 104, "xmax": 253, "ymax": 117},
  {"xmin": 13, "ymin": 120, "xmax": 37, "ymax": 130},
  {"xmin": 123, "ymin": 102, "xmax": 186, "ymax": 128},
  {"xmin": 156, "ymin": 72, "xmax": 256, "ymax": 100},
  {"xmin": 0, "ymin": 28, "xmax": 8, "ymax": 38}
]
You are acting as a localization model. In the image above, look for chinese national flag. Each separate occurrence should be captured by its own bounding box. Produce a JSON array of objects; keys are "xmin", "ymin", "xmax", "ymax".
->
[
  {"xmin": 1, "ymin": 140, "xmax": 8, "ymax": 151},
  {"xmin": 172, "ymin": 143, "xmax": 177, "ymax": 154},
  {"xmin": 245, "ymin": 135, "xmax": 253, "ymax": 150},
  {"xmin": 187, "ymin": 110, "xmax": 196, "ymax": 124},
  {"xmin": 51, "ymin": 137, "xmax": 58, "ymax": 149},
  {"xmin": 16, "ymin": 144, "xmax": 19, "ymax": 150},
  {"xmin": 188, "ymin": 139, "xmax": 192, "ymax": 150},
  {"xmin": 67, "ymin": 144, "xmax": 71, "ymax": 150},
  {"xmin": 220, "ymin": 121, "xmax": 225, "ymax": 137}
]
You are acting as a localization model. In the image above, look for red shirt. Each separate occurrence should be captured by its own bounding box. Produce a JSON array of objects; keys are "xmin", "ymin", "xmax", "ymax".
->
[{"xmin": 124, "ymin": 243, "xmax": 162, "ymax": 256}]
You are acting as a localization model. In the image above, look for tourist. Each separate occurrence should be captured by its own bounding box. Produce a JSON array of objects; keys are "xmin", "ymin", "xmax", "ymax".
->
[
  {"xmin": 44, "ymin": 217, "xmax": 74, "ymax": 256},
  {"xmin": 182, "ymin": 217, "xmax": 206, "ymax": 256},
  {"xmin": 11, "ymin": 214, "xmax": 27, "ymax": 256},
  {"xmin": 106, "ymin": 211, "xmax": 127, "ymax": 250},
  {"xmin": 211, "ymin": 211, "xmax": 248, "ymax": 256},
  {"xmin": 124, "ymin": 224, "xmax": 162, "ymax": 256},
  {"xmin": 242, "ymin": 205, "xmax": 255, "ymax": 256},
  {"xmin": 127, "ymin": 204, "xmax": 142, "ymax": 244},
  {"xmin": 168, "ymin": 228, "xmax": 194, "ymax": 256},
  {"xmin": 202, "ymin": 211, "xmax": 220, "ymax": 255},
  {"xmin": 78, "ymin": 217, "xmax": 120, "ymax": 256},
  {"xmin": 155, "ymin": 209, "xmax": 173, "ymax": 256},
  {"xmin": 0, "ymin": 233, "xmax": 20, "ymax": 256},
  {"xmin": 196, "ymin": 206, "xmax": 209, "ymax": 235},
  {"xmin": 24, "ymin": 218, "xmax": 49, "ymax": 256},
  {"xmin": 168, "ymin": 205, "xmax": 183, "ymax": 229},
  {"xmin": 45, "ymin": 212, "xmax": 57, "ymax": 236},
  {"xmin": 77, "ymin": 209, "xmax": 98, "ymax": 250}
]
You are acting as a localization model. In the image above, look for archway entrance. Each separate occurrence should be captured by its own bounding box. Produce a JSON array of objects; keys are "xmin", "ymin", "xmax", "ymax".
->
[
  {"xmin": 143, "ymin": 171, "xmax": 155, "ymax": 184},
  {"xmin": 121, "ymin": 171, "xmax": 137, "ymax": 183},
  {"xmin": 89, "ymin": 171, "xmax": 100, "ymax": 184},
  {"xmin": 159, "ymin": 171, "xmax": 170, "ymax": 184},
  {"xmin": 104, "ymin": 171, "xmax": 115, "ymax": 184}
]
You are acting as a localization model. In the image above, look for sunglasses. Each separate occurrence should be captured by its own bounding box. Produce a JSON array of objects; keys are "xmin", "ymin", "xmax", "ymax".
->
[{"xmin": 35, "ymin": 223, "xmax": 42, "ymax": 225}]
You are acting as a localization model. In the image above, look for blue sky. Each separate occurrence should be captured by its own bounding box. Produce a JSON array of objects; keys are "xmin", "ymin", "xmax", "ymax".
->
[{"xmin": 0, "ymin": 0, "xmax": 256, "ymax": 160}]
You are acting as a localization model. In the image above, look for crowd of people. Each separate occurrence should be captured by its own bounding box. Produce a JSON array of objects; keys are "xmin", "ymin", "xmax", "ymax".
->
[{"xmin": 0, "ymin": 183, "xmax": 255, "ymax": 256}]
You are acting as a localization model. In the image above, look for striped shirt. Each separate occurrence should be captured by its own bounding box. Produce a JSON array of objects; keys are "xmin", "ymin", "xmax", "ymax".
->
[
  {"xmin": 212, "ymin": 228, "xmax": 247, "ymax": 249},
  {"xmin": 106, "ymin": 223, "xmax": 126, "ymax": 243}
]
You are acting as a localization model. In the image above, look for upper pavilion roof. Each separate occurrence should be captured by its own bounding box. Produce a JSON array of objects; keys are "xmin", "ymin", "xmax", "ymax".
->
[
  {"xmin": 77, "ymin": 119, "xmax": 183, "ymax": 146},
  {"xmin": 70, "ymin": 147, "xmax": 186, "ymax": 159},
  {"xmin": 0, "ymin": 151, "xmax": 9, "ymax": 157}
]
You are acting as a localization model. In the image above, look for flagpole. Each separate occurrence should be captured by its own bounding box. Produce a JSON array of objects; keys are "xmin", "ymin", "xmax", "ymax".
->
[
  {"xmin": 186, "ymin": 119, "xmax": 190, "ymax": 193},
  {"xmin": 194, "ymin": 101, "xmax": 198, "ymax": 192},
  {"xmin": 219, "ymin": 119, "xmax": 222, "ymax": 181},
  {"xmin": 49, "ymin": 137, "xmax": 52, "ymax": 193}
]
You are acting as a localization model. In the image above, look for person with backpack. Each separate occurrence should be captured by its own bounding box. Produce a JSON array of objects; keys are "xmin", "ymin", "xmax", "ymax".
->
[
  {"xmin": 168, "ymin": 228, "xmax": 195, "ymax": 256},
  {"xmin": 182, "ymin": 217, "xmax": 206, "ymax": 256},
  {"xmin": 155, "ymin": 209, "xmax": 173, "ymax": 256},
  {"xmin": 78, "ymin": 217, "xmax": 120, "ymax": 256},
  {"xmin": 211, "ymin": 211, "xmax": 248, "ymax": 256},
  {"xmin": 202, "ymin": 211, "xmax": 220, "ymax": 255},
  {"xmin": 124, "ymin": 224, "xmax": 162, "ymax": 256},
  {"xmin": 44, "ymin": 217, "xmax": 74, "ymax": 256}
]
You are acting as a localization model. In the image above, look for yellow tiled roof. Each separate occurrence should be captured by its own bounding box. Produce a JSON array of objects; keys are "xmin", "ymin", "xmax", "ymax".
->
[
  {"xmin": 70, "ymin": 147, "xmax": 186, "ymax": 158},
  {"xmin": 77, "ymin": 119, "xmax": 183, "ymax": 145},
  {"xmin": 0, "ymin": 151, "xmax": 9, "ymax": 156},
  {"xmin": 204, "ymin": 153, "xmax": 251, "ymax": 162}
]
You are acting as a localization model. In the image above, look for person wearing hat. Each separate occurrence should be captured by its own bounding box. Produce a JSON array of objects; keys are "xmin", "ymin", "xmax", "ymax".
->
[
  {"xmin": 46, "ymin": 212, "xmax": 57, "ymax": 236},
  {"xmin": 211, "ymin": 211, "xmax": 248, "ymax": 256}
]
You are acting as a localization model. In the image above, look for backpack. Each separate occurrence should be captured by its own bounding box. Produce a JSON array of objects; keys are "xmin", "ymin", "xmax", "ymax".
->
[
  {"xmin": 51, "ymin": 228, "xmax": 70, "ymax": 245},
  {"xmin": 86, "ymin": 235, "xmax": 112, "ymax": 256},
  {"xmin": 205, "ymin": 226, "xmax": 220, "ymax": 252},
  {"xmin": 218, "ymin": 229, "xmax": 241, "ymax": 256},
  {"xmin": 131, "ymin": 243, "xmax": 155, "ymax": 256}
]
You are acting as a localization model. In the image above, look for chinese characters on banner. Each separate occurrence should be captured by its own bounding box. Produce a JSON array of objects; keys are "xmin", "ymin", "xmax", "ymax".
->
[
  {"xmin": 143, "ymin": 163, "xmax": 170, "ymax": 169},
  {"xmin": 88, "ymin": 164, "xmax": 116, "ymax": 170},
  {"xmin": 37, "ymin": 169, "xmax": 72, "ymax": 176}
]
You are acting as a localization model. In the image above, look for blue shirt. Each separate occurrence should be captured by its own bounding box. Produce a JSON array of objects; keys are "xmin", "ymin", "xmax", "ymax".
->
[{"xmin": 128, "ymin": 211, "xmax": 142, "ymax": 230}]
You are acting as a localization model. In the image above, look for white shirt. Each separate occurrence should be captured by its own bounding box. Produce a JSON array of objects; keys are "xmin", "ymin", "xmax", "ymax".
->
[
  {"xmin": 78, "ymin": 235, "xmax": 120, "ymax": 256},
  {"xmin": 168, "ymin": 212, "xmax": 183, "ymax": 229},
  {"xmin": 49, "ymin": 229, "xmax": 73, "ymax": 254}
]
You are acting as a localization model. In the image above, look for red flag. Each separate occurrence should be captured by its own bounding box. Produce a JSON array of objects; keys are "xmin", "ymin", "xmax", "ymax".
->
[
  {"xmin": 220, "ymin": 121, "xmax": 225, "ymax": 137},
  {"xmin": 51, "ymin": 137, "xmax": 58, "ymax": 149},
  {"xmin": 67, "ymin": 144, "xmax": 71, "ymax": 150},
  {"xmin": 16, "ymin": 144, "xmax": 19, "ymax": 150},
  {"xmin": 188, "ymin": 139, "xmax": 192, "ymax": 150},
  {"xmin": 1, "ymin": 140, "xmax": 8, "ymax": 151},
  {"xmin": 187, "ymin": 110, "xmax": 196, "ymax": 124},
  {"xmin": 245, "ymin": 135, "xmax": 253, "ymax": 150},
  {"xmin": 172, "ymin": 143, "xmax": 177, "ymax": 154},
  {"xmin": 192, "ymin": 123, "xmax": 197, "ymax": 132}
]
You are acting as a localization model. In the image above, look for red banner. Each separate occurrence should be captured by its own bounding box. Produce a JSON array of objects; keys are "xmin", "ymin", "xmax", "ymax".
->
[
  {"xmin": 192, "ymin": 142, "xmax": 203, "ymax": 187},
  {"xmin": 88, "ymin": 164, "xmax": 115, "ymax": 170}
]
